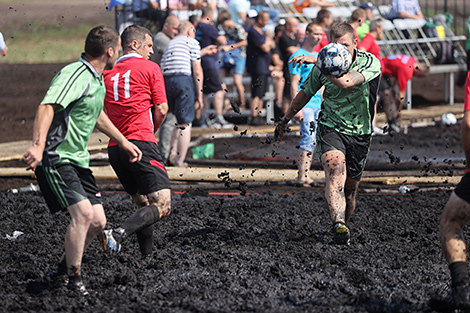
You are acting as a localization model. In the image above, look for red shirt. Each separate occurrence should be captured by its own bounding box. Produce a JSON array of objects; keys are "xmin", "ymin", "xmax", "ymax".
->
[
  {"xmin": 104, "ymin": 53, "xmax": 167, "ymax": 146},
  {"xmin": 358, "ymin": 33, "xmax": 383, "ymax": 74},
  {"xmin": 383, "ymin": 54, "xmax": 417, "ymax": 92},
  {"xmin": 314, "ymin": 32, "xmax": 329, "ymax": 53}
]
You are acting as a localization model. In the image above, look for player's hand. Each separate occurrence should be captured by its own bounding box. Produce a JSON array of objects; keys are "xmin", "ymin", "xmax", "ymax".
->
[
  {"xmin": 289, "ymin": 56, "xmax": 317, "ymax": 68},
  {"xmin": 120, "ymin": 141, "xmax": 142, "ymax": 163},
  {"xmin": 24, "ymin": 145, "xmax": 43, "ymax": 171},
  {"xmin": 274, "ymin": 118, "xmax": 290, "ymax": 142}
]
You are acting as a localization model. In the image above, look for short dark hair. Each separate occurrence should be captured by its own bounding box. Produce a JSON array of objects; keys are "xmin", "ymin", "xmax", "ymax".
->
[
  {"xmin": 330, "ymin": 22, "xmax": 355, "ymax": 41},
  {"xmin": 316, "ymin": 9, "xmax": 332, "ymax": 23},
  {"xmin": 306, "ymin": 22, "xmax": 321, "ymax": 34},
  {"xmin": 121, "ymin": 25, "xmax": 152, "ymax": 49},
  {"xmin": 217, "ymin": 10, "xmax": 231, "ymax": 25},
  {"xmin": 85, "ymin": 25, "xmax": 120, "ymax": 57}
]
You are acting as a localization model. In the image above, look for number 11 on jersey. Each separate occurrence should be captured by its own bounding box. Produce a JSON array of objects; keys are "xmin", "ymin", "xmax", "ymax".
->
[{"xmin": 111, "ymin": 70, "xmax": 131, "ymax": 101}]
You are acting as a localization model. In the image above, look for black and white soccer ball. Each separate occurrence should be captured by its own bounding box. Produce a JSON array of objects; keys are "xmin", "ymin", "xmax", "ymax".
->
[{"xmin": 317, "ymin": 43, "xmax": 352, "ymax": 77}]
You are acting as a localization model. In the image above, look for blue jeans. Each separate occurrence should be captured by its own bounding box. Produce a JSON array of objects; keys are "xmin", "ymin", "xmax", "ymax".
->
[{"xmin": 299, "ymin": 107, "xmax": 320, "ymax": 153}]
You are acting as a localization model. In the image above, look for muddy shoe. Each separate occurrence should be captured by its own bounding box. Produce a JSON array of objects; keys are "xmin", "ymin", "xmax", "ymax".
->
[
  {"xmin": 429, "ymin": 283, "xmax": 470, "ymax": 311},
  {"xmin": 44, "ymin": 263, "xmax": 69, "ymax": 286},
  {"xmin": 98, "ymin": 230, "xmax": 121, "ymax": 253},
  {"xmin": 67, "ymin": 275, "xmax": 89, "ymax": 297},
  {"xmin": 332, "ymin": 222, "xmax": 350, "ymax": 245}
]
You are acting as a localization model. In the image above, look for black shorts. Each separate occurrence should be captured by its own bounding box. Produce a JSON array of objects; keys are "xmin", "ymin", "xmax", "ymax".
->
[
  {"xmin": 379, "ymin": 75, "xmax": 392, "ymax": 92},
  {"xmin": 455, "ymin": 173, "xmax": 470, "ymax": 203},
  {"xmin": 36, "ymin": 163, "xmax": 102, "ymax": 214},
  {"xmin": 251, "ymin": 74, "xmax": 268, "ymax": 99},
  {"xmin": 108, "ymin": 140, "xmax": 171, "ymax": 195},
  {"xmin": 202, "ymin": 68, "xmax": 223, "ymax": 94},
  {"xmin": 316, "ymin": 124, "xmax": 371, "ymax": 180}
]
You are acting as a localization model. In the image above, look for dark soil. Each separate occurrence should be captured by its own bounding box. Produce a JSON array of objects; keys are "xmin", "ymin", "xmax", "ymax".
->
[{"xmin": 0, "ymin": 186, "xmax": 457, "ymax": 312}]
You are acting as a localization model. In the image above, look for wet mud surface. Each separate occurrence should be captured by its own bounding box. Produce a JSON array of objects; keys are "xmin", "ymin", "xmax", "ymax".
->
[{"xmin": 0, "ymin": 186, "xmax": 458, "ymax": 312}]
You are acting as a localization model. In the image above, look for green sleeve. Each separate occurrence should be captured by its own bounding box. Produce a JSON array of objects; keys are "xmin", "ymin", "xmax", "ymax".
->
[
  {"xmin": 41, "ymin": 64, "xmax": 89, "ymax": 109},
  {"xmin": 355, "ymin": 53, "xmax": 381, "ymax": 83},
  {"xmin": 301, "ymin": 66, "xmax": 323, "ymax": 97}
]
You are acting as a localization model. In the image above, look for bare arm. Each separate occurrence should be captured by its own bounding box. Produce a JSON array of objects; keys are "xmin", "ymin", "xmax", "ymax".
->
[
  {"xmin": 399, "ymin": 11, "xmax": 424, "ymax": 19},
  {"xmin": 289, "ymin": 55, "xmax": 317, "ymax": 68},
  {"xmin": 24, "ymin": 104, "xmax": 58, "ymax": 171},
  {"xmin": 153, "ymin": 102, "xmax": 168, "ymax": 132},
  {"xmin": 274, "ymin": 90, "xmax": 311, "ymax": 141},
  {"xmin": 215, "ymin": 35, "xmax": 227, "ymax": 46},
  {"xmin": 192, "ymin": 60, "xmax": 204, "ymax": 110},
  {"xmin": 290, "ymin": 73, "xmax": 300, "ymax": 101},
  {"xmin": 95, "ymin": 109, "xmax": 142, "ymax": 163},
  {"xmin": 326, "ymin": 70, "xmax": 365, "ymax": 89},
  {"xmin": 462, "ymin": 111, "xmax": 470, "ymax": 169},
  {"xmin": 220, "ymin": 39, "xmax": 247, "ymax": 52},
  {"xmin": 201, "ymin": 45, "xmax": 218, "ymax": 56},
  {"xmin": 259, "ymin": 37, "xmax": 276, "ymax": 53}
]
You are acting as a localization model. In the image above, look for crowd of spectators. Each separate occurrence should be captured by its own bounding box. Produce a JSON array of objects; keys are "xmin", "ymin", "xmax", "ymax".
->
[{"xmin": 120, "ymin": 0, "xmax": 433, "ymax": 169}]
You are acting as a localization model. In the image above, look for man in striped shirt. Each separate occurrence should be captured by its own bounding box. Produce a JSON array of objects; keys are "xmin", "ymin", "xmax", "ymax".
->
[
  {"xmin": 161, "ymin": 21, "xmax": 204, "ymax": 167},
  {"xmin": 23, "ymin": 26, "xmax": 142, "ymax": 295}
]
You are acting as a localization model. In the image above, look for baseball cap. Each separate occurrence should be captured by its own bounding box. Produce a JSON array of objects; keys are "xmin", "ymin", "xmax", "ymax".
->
[
  {"xmin": 248, "ymin": 9, "xmax": 258, "ymax": 19},
  {"xmin": 359, "ymin": 2, "xmax": 376, "ymax": 10}
]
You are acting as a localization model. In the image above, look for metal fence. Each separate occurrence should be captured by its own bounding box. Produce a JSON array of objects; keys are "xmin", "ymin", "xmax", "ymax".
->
[{"xmin": 372, "ymin": 0, "xmax": 470, "ymax": 36}]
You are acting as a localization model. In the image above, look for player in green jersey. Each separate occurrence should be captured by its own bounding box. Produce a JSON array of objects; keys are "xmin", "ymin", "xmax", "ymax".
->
[
  {"xmin": 24, "ymin": 26, "xmax": 142, "ymax": 296},
  {"xmin": 276, "ymin": 22, "xmax": 381, "ymax": 245}
]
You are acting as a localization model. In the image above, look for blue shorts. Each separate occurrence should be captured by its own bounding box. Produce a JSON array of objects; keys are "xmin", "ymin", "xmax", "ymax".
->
[
  {"xmin": 299, "ymin": 107, "xmax": 320, "ymax": 153},
  {"xmin": 164, "ymin": 75, "xmax": 195, "ymax": 124},
  {"xmin": 220, "ymin": 56, "xmax": 246, "ymax": 76}
]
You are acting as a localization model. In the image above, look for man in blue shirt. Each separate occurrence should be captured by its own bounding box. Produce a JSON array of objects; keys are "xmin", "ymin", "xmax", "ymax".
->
[{"xmin": 288, "ymin": 22, "xmax": 324, "ymax": 186}]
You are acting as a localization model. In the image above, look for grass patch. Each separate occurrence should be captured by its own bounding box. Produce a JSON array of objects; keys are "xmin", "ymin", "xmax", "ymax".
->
[{"xmin": 0, "ymin": 22, "xmax": 93, "ymax": 64}]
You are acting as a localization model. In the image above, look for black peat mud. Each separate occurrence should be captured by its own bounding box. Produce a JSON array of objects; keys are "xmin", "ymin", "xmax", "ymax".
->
[{"xmin": 0, "ymin": 187, "xmax": 458, "ymax": 312}]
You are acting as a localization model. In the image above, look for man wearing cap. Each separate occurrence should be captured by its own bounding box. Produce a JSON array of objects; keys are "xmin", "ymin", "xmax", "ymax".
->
[{"xmin": 356, "ymin": 2, "xmax": 376, "ymax": 40}]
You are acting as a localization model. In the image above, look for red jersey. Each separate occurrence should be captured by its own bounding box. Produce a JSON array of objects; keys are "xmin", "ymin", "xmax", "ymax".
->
[
  {"xmin": 104, "ymin": 53, "xmax": 167, "ymax": 146},
  {"xmin": 314, "ymin": 32, "xmax": 329, "ymax": 53},
  {"xmin": 358, "ymin": 33, "xmax": 383, "ymax": 74},
  {"xmin": 465, "ymin": 71, "xmax": 470, "ymax": 111},
  {"xmin": 383, "ymin": 54, "xmax": 417, "ymax": 92}
]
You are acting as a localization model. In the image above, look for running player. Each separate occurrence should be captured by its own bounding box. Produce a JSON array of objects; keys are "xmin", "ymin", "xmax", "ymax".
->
[
  {"xmin": 276, "ymin": 22, "xmax": 381, "ymax": 245},
  {"xmin": 23, "ymin": 26, "xmax": 142, "ymax": 295},
  {"xmin": 429, "ymin": 72, "xmax": 470, "ymax": 311},
  {"xmin": 99, "ymin": 25, "xmax": 171, "ymax": 259}
]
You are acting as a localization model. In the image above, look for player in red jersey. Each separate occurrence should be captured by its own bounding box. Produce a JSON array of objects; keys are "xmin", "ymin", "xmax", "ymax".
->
[
  {"xmin": 100, "ymin": 25, "xmax": 171, "ymax": 259},
  {"xmin": 430, "ymin": 71, "xmax": 470, "ymax": 311},
  {"xmin": 380, "ymin": 54, "xmax": 429, "ymax": 133}
]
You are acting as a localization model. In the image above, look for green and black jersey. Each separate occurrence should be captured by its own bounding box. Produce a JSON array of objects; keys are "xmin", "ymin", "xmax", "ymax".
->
[
  {"xmin": 40, "ymin": 55, "xmax": 105, "ymax": 168},
  {"xmin": 302, "ymin": 49, "xmax": 381, "ymax": 136}
]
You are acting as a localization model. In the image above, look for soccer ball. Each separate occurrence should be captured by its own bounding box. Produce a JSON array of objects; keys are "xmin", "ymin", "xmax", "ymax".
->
[{"xmin": 317, "ymin": 43, "xmax": 352, "ymax": 77}]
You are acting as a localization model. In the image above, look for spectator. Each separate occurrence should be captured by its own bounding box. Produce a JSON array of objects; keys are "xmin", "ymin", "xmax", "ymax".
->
[
  {"xmin": 189, "ymin": 14, "xmax": 201, "ymax": 28},
  {"xmin": 348, "ymin": 9, "xmax": 366, "ymax": 42},
  {"xmin": 161, "ymin": 21, "xmax": 204, "ymax": 167},
  {"xmin": 356, "ymin": 2, "xmax": 376, "ymax": 40},
  {"xmin": 279, "ymin": 17, "xmax": 301, "ymax": 119},
  {"xmin": 270, "ymin": 30, "xmax": 285, "ymax": 117},
  {"xmin": 196, "ymin": 7, "xmax": 232, "ymax": 128},
  {"xmin": 314, "ymin": 9, "xmax": 333, "ymax": 53},
  {"xmin": 133, "ymin": 0, "xmax": 169, "ymax": 31},
  {"xmin": 217, "ymin": 10, "xmax": 248, "ymax": 110},
  {"xmin": 288, "ymin": 22, "xmax": 324, "ymax": 187},
  {"xmin": 387, "ymin": 0, "xmax": 424, "ymax": 20},
  {"xmin": 294, "ymin": 0, "xmax": 336, "ymax": 14},
  {"xmin": 0, "ymin": 32, "xmax": 8, "ymax": 57},
  {"xmin": 150, "ymin": 15, "xmax": 180, "ymax": 165},
  {"xmin": 246, "ymin": 10, "xmax": 276, "ymax": 125},
  {"xmin": 227, "ymin": 0, "xmax": 251, "ymax": 25},
  {"xmin": 380, "ymin": 54, "xmax": 429, "ymax": 133},
  {"xmin": 250, "ymin": 0, "xmax": 280, "ymax": 24},
  {"xmin": 151, "ymin": 15, "xmax": 180, "ymax": 65}
]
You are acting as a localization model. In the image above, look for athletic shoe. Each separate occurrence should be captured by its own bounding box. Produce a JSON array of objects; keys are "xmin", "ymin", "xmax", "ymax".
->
[
  {"xmin": 429, "ymin": 283, "xmax": 470, "ymax": 311},
  {"xmin": 213, "ymin": 114, "xmax": 234, "ymax": 129},
  {"xmin": 387, "ymin": 122, "xmax": 402, "ymax": 135},
  {"xmin": 332, "ymin": 222, "xmax": 350, "ymax": 245},
  {"xmin": 98, "ymin": 230, "xmax": 121, "ymax": 253},
  {"xmin": 371, "ymin": 125, "xmax": 385, "ymax": 136},
  {"xmin": 249, "ymin": 115, "xmax": 265, "ymax": 126},
  {"xmin": 44, "ymin": 263, "xmax": 69, "ymax": 286},
  {"xmin": 67, "ymin": 275, "xmax": 89, "ymax": 296}
]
